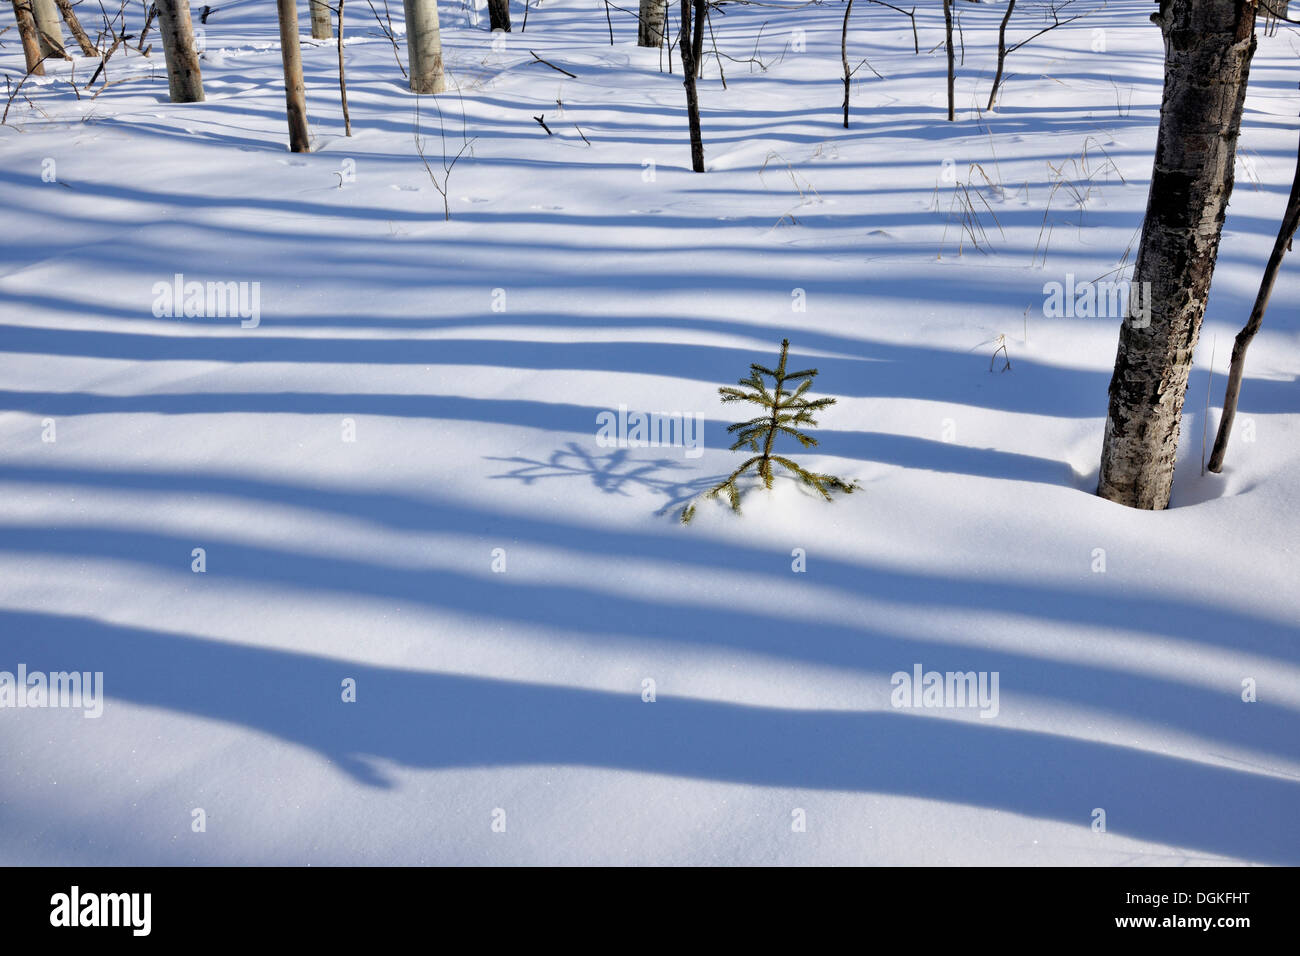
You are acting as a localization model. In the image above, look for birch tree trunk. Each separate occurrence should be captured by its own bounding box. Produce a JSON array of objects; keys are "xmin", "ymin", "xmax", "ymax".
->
[
  {"xmin": 30, "ymin": 0, "xmax": 67, "ymax": 58},
  {"xmin": 309, "ymin": 0, "xmax": 332, "ymax": 39},
  {"xmin": 154, "ymin": 0, "xmax": 205, "ymax": 103},
  {"xmin": 638, "ymin": 0, "xmax": 666, "ymax": 46},
  {"xmin": 55, "ymin": 0, "xmax": 97, "ymax": 56},
  {"xmin": 276, "ymin": 0, "xmax": 312, "ymax": 151},
  {"xmin": 1097, "ymin": 0, "xmax": 1258, "ymax": 509},
  {"xmin": 11, "ymin": 1, "xmax": 45, "ymax": 75},
  {"xmin": 488, "ymin": 0, "xmax": 510, "ymax": 31},
  {"xmin": 403, "ymin": 0, "xmax": 444, "ymax": 94}
]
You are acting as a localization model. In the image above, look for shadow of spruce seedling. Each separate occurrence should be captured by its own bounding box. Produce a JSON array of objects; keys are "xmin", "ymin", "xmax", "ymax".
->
[{"xmin": 488, "ymin": 442, "xmax": 718, "ymax": 515}]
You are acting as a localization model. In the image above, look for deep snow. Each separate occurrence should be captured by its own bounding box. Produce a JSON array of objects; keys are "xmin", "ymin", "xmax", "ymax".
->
[{"xmin": 1, "ymin": 0, "xmax": 1298, "ymax": 865}]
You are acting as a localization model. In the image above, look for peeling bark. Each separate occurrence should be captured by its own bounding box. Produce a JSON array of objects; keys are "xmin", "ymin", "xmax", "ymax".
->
[{"xmin": 1097, "ymin": 0, "xmax": 1258, "ymax": 509}]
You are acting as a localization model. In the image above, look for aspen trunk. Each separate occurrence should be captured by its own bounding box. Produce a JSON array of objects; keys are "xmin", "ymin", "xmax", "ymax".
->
[
  {"xmin": 31, "ymin": 0, "xmax": 67, "ymax": 58},
  {"xmin": 277, "ymin": 0, "xmax": 312, "ymax": 151},
  {"xmin": 154, "ymin": 0, "xmax": 205, "ymax": 103},
  {"xmin": 55, "ymin": 0, "xmax": 97, "ymax": 56},
  {"xmin": 638, "ymin": 0, "xmax": 665, "ymax": 46},
  {"xmin": 679, "ymin": 0, "xmax": 704, "ymax": 172},
  {"xmin": 488, "ymin": 0, "xmax": 510, "ymax": 31},
  {"xmin": 1207, "ymin": 126, "xmax": 1300, "ymax": 472},
  {"xmin": 1097, "ymin": 0, "xmax": 1258, "ymax": 508},
  {"xmin": 403, "ymin": 0, "xmax": 444, "ymax": 94},
  {"xmin": 11, "ymin": 1, "xmax": 45, "ymax": 75},
  {"xmin": 309, "ymin": 0, "xmax": 332, "ymax": 39}
]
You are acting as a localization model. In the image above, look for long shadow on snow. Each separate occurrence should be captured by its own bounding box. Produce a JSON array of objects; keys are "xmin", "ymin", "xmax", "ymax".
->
[
  {"xmin": 0, "ymin": 518, "xmax": 1295, "ymax": 762},
  {"xmin": 2, "ymin": 609, "xmax": 1296, "ymax": 863}
]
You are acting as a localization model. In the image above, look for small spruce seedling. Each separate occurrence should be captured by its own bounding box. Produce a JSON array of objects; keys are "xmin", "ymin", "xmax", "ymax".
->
[{"xmin": 682, "ymin": 339, "xmax": 855, "ymax": 524}]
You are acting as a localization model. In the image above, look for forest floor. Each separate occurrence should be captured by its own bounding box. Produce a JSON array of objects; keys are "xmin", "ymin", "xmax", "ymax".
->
[{"xmin": 1, "ymin": 0, "xmax": 1298, "ymax": 864}]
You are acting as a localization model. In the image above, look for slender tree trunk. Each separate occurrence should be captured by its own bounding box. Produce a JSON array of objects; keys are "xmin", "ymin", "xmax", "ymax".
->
[
  {"xmin": 1208, "ymin": 127, "xmax": 1300, "ymax": 472},
  {"xmin": 841, "ymin": 0, "xmax": 853, "ymax": 129},
  {"xmin": 11, "ymin": 1, "xmax": 46, "ymax": 75},
  {"xmin": 309, "ymin": 0, "xmax": 332, "ymax": 39},
  {"xmin": 638, "ymin": 0, "xmax": 665, "ymax": 46},
  {"xmin": 403, "ymin": 0, "xmax": 444, "ymax": 94},
  {"xmin": 943, "ymin": 0, "xmax": 954, "ymax": 121},
  {"xmin": 337, "ymin": 0, "xmax": 351, "ymax": 135},
  {"xmin": 1097, "ymin": 0, "xmax": 1258, "ymax": 509},
  {"xmin": 55, "ymin": 0, "xmax": 97, "ymax": 55},
  {"xmin": 679, "ymin": 0, "xmax": 704, "ymax": 172},
  {"xmin": 276, "ymin": 0, "xmax": 311, "ymax": 151},
  {"xmin": 1261, "ymin": 0, "xmax": 1289, "ymax": 33},
  {"xmin": 154, "ymin": 0, "xmax": 205, "ymax": 102},
  {"xmin": 691, "ymin": 0, "xmax": 705, "ymax": 77},
  {"xmin": 488, "ymin": 0, "xmax": 510, "ymax": 31},
  {"xmin": 30, "ymin": 0, "xmax": 67, "ymax": 58},
  {"xmin": 987, "ymin": 0, "xmax": 1014, "ymax": 111},
  {"xmin": 139, "ymin": 3, "xmax": 158, "ymax": 51}
]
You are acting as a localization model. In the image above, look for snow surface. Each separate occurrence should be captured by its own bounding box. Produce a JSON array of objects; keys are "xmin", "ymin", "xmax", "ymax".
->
[{"xmin": 1, "ymin": 0, "xmax": 1298, "ymax": 865}]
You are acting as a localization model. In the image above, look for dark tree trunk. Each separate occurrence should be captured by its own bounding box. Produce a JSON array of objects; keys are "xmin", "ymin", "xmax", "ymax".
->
[
  {"xmin": 1097, "ymin": 0, "xmax": 1258, "ymax": 508},
  {"xmin": 679, "ymin": 0, "xmax": 704, "ymax": 171},
  {"xmin": 155, "ymin": 0, "xmax": 205, "ymax": 103},
  {"xmin": 943, "ymin": 0, "xmax": 954, "ymax": 120},
  {"xmin": 841, "ymin": 0, "xmax": 853, "ymax": 128},
  {"xmin": 488, "ymin": 0, "xmax": 510, "ymax": 31},
  {"xmin": 276, "ymin": 0, "xmax": 312, "ymax": 152},
  {"xmin": 987, "ymin": 0, "xmax": 1014, "ymax": 111},
  {"xmin": 691, "ymin": 0, "xmax": 705, "ymax": 77},
  {"xmin": 1208, "ymin": 125, "xmax": 1300, "ymax": 472}
]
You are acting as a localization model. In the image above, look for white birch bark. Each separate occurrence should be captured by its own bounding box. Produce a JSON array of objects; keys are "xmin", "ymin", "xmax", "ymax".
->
[{"xmin": 1097, "ymin": 0, "xmax": 1258, "ymax": 508}]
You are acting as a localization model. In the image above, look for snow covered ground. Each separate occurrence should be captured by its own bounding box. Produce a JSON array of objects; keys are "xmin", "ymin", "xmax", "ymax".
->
[{"xmin": 1, "ymin": 0, "xmax": 1298, "ymax": 865}]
